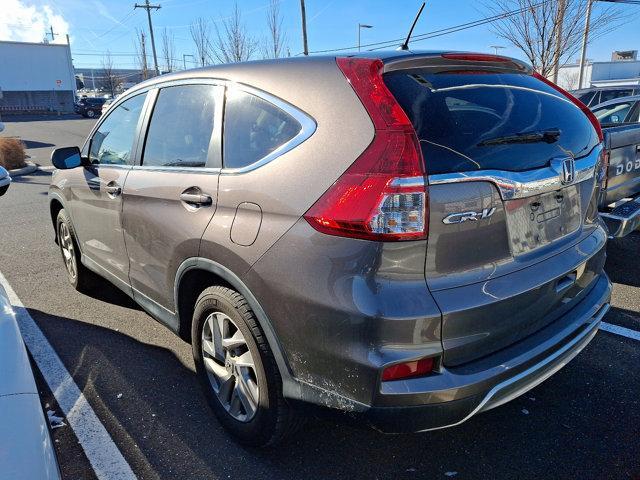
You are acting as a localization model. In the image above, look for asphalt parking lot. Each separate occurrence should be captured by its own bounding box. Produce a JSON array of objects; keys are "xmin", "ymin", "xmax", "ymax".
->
[{"xmin": 1, "ymin": 115, "xmax": 639, "ymax": 479}]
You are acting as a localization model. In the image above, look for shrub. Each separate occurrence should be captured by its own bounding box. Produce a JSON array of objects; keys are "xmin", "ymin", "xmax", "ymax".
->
[{"xmin": 0, "ymin": 138, "xmax": 26, "ymax": 170}]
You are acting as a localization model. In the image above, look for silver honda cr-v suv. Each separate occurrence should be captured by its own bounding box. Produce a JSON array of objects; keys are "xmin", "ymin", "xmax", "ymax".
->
[{"xmin": 49, "ymin": 51, "xmax": 612, "ymax": 446}]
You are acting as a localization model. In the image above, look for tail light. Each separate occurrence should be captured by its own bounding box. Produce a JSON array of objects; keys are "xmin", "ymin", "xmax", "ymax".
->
[
  {"xmin": 304, "ymin": 57, "xmax": 427, "ymax": 242},
  {"xmin": 533, "ymin": 72, "xmax": 604, "ymax": 143},
  {"xmin": 382, "ymin": 357, "xmax": 435, "ymax": 382}
]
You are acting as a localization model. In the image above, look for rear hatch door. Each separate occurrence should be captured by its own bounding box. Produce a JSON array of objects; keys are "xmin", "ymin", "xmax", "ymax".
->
[{"xmin": 384, "ymin": 56, "xmax": 603, "ymax": 366}]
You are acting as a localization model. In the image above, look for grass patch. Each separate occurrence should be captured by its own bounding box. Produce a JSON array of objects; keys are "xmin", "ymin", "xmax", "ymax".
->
[{"xmin": 0, "ymin": 137, "xmax": 26, "ymax": 170}]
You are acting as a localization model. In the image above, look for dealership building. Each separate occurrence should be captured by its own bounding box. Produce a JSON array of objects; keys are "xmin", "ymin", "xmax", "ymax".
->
[
  {"xmin": 0, "ymin": 40, "xmax": 76, "ymax": 113},
  {"xmin": 557, "ymin": 50, "xmax": 640, "ymax": 90}
]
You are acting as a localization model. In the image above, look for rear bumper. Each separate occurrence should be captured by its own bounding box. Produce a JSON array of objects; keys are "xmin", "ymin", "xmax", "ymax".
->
[
  {"xmin": 600, "ymin": 197, "xmax": 640, "ymax": 238},
  {"xmin": 364, "ymin": 273, "xmax": 611, "ymax": 433}
]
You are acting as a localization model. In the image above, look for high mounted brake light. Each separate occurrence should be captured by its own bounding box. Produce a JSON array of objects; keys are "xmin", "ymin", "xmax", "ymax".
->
[
  {"xmin": 441, "ymin": 53, "xmax": 511, "ymax": 63},
  {"xmin": 304, "ymin": 57, "xmax": 427, "ymax": 242}
]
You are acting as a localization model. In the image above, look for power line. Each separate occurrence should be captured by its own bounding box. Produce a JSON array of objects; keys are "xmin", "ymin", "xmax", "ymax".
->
[{"xmin": 304, "ymin": 0, "xmax": 551, "ymax": 54}]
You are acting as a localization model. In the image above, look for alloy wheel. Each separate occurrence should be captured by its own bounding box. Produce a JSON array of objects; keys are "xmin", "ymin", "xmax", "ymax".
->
[
  {"xmin": 201, "ymin": 311, "xmax": 259, "ymax": 422},
  {"xmin": 59, "ymin": 221, "xmax": 77, "ymax": 279}
]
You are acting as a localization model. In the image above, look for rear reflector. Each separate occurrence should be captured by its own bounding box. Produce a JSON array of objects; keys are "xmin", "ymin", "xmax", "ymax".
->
[
  {"xmin": 382, "ymin": 357, "xmax": 435, "ymax": 382},
  {"xmin": 533, "ymin": 72, "xmax": 604, "ymax": 143},
  {"xmin": 304, "ymin": 57, "xmax": 427, "ymax": 242}
]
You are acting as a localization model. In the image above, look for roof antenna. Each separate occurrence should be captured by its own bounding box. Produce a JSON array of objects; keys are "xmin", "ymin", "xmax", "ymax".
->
[{"xmin": 399, "ymin": 2, "xmax": 426, "ymax": 51}]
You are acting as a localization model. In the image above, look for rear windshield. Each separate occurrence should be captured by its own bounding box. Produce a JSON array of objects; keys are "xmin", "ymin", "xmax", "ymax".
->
[{"xmin": 384, "ymin": 70, "xmax": 599, "ymax": 175}]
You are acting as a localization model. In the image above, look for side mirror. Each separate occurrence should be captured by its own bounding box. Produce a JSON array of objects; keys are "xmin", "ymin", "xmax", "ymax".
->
[
  {"xmin": 51, "ymin": 146, "xmax": 83, "ymax": 170},
  {"xmin": 0, "ymin": 166, "xmax": 10, "ymax": 197}
]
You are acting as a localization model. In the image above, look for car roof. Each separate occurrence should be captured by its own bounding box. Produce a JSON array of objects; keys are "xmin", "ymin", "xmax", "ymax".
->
[
  {"xmin": 126, "ymin": 50, "xmax": 531, "ymax": 95},
  {"xmin": 592, "ymin": 94, "xmax": 640, "ymax": 109},
  {"xmin": 573, "ymin": 85, "xmax": 638, "ymax": 93}
]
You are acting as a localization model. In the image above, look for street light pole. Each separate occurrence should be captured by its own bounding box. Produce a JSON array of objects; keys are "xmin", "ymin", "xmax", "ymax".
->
[
  {"xmin": 183, "ymin": 54, "xmax": 194, "ymax": 70},
  {"xmin": 577, "ymin": 0, "xmax": 593, "ymax": 89},
  {"xmin": 358, "ymin": 23, "xmax": 373, "ymax": 52},
  {"xmin": 489, "ymin": 45, "xmax": 505, "ymax": 55}
]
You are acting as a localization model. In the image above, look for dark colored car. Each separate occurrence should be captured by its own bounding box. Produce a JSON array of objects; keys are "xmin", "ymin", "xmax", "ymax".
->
[
  {"xmin": 49, "ymin": 52, "xmax": 611, "ymax": 446},
  {"xmin": 592, "ymin": 95, "xmax": 640, "ymax": 126},
  {"xmin": 572, "ymin": 86, "xmax": 640, "ymax": 108},
  {"xmin": 74, "ymin": 97, "xmax": 107, "ymax": 118}
]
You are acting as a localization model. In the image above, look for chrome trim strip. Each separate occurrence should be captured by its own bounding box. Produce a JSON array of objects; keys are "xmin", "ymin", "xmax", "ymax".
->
[
  {"xmin": 131, "ymin": 165, "xmax": 221, "ymax": 174},
  {"xmin": 427, "ymin": 145, "xmax": 602, "ymax": 200},
  {"xmin": 418, "ymin": 302, "xmax": 609, "ymax": 433},
  {"xmin": 220, "ymin": 83, "xmax": 317, "ymax": 175},
  {"xmin": 390, "ymin": 176, "xmax": 426, "ymax": 188}
]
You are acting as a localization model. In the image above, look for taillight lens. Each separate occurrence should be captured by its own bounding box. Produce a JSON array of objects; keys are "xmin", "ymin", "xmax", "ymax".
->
[
  {"xmin": 533, "ymin": 72, "xmax": 604, "ymax": 143},
  {"xmin": 382, "ymin": 357, "xmax": 435, "ymax": 382},
  {"xmin": 304, "ymin": 57, "xmax": 427, "ymax": 242}
]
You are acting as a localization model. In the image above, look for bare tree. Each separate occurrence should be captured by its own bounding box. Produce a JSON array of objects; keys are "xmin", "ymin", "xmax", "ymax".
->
[
  {"xmin": 101, "ymin": 52, "xmax": 120, "ymax": 98},
  {"xmin": 213, "ymin": 2, "xmax": 258, "ymax": 64},
  {"xmin": 485, "ymin": 0, "xmax": 626, "ymax": 76},
  {"xmin": 190, "ymin": 17, "xmax": 214, "ymax": 67},
  {"xmin": 560, "ymin": 69, "xmax": 580, "ymax": 90},
  {"xmin": 161, "ymin": 27, "xmax": 177, "ymax": 73},
  {"xmin": 133, "ymin": 28, "xmax": 149, "ymax": 80},
  {"xmin": 262, "ymin": 0, "xmax": 287, "ymax": 59}
]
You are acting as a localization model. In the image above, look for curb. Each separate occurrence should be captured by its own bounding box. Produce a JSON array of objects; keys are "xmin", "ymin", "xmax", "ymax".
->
[{"xmin": 7, "ymin": 161, "xmax": 38, "ymax": 177}]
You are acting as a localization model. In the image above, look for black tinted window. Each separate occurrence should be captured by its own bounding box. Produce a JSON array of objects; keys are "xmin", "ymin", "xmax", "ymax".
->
[
  {"xmin": 223, "ymin": 90, "xmax": 301, "ymax": 169},
  {"xmin": 143, "ymin": 85, "xmax": 217, "ymax": 168},
  {"xmin": 600, "ymin": 89, "xmax": 634, "ymax": 103},
  {"xmin": 384, "ymin": 71, "xmax": 599, "ymax": 174},
  {"xmin": 90, "ymin": 93, "xmax": 146, "ymax": 165},
  {"xmin": 576, "ymin": 91, "xmax": 595, "ymax": 106}
]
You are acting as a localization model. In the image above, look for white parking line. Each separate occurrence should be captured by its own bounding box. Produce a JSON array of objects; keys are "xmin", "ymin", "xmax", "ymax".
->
[
  {"xmin": 0, "ymin": 271, "xmax": 137, "ymax": 480},
  {"xmin": 600, "ymin": 322, "xmax": 640, "ymax": 341}
]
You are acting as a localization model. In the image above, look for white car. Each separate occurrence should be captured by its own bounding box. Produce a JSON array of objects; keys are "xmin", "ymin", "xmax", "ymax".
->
[{"xmin": 0, "ymin": 167, "xmax": 61, "ymax": 479}]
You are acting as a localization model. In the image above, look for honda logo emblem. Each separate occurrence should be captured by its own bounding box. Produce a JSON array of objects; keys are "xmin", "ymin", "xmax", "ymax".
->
[{"xmin": 561, "ymin": 157, "xmax": 575, "ymax": 185}]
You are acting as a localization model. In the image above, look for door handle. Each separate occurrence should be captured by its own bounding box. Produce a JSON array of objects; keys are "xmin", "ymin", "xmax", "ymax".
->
[
  {"xmin": 105, "ymin": 182, "xmax": 122, "ymax": 197},
  {"xmin": 180, "ymin": 192, "xmax": 212, "ymax": 206}
]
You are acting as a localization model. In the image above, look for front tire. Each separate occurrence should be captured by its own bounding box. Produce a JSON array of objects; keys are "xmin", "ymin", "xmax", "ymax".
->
[
  {"xmin": 56, "ymin": 209, "xmax": 96, "ymax": 293},
  {"xmin": 86, "ymin": 109, "xmax": 96, "ymax": 118},
  {"xmin": 191, "ymin": 286, "xmax": 297, "ymax": 446}
]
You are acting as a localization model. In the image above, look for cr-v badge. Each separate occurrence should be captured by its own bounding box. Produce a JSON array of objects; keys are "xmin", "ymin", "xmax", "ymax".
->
[{"xmin": 442, "ymin": 207, "xmax": 496, "ymax": 224}]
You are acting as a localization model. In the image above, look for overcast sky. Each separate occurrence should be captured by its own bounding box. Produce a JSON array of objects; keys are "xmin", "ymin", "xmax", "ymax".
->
[{"xmin": 1, "ymin": 0, "xmax": 639, "ymax": 69}]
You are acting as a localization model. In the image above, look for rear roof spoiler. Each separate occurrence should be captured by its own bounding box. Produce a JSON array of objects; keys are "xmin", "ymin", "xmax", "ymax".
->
[{"xmin": 382, "ymin": 52, "xmax": 532, "ymax": 75}]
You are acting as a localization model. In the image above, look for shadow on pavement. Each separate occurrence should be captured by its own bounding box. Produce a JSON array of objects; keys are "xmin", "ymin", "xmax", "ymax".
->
[
  {"xmin": 605, "ymin": 231, "xmax": 640, "ymax": 288},
  {"xmin": 22, "ymin": 140, "xmax": 56, "ymax": 149},
  {"xmin": 24, "ymin": 305, "xmax": 640, "ymax": 480}
]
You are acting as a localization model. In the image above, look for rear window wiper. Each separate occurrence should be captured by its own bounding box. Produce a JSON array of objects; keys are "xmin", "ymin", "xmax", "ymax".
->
[{"xmin": 477, "ymin": 128, "xmax": 561, "ymax": 146}]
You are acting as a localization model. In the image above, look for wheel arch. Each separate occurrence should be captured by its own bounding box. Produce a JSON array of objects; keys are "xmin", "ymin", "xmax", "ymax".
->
[
  {"xmin": 49, "ymin": 194, "xmax": 66, "ymax": 243},
  {"xmin": 174, "ymin": 257, "xmax": 299, "ymax": 397}
]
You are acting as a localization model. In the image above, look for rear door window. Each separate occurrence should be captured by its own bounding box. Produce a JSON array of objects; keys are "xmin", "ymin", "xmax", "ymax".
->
[
  {"xmin": 223, "ymin": 89, "xmax": 301, "ymax": 169},
  {"xmin": 384, "ymin": 70, "xmax": 599, "ymax": 174},
  {"xmin": 142, "ymin": 84, "xmax": 218, "ymax": 168},
  {"xmin": 576, "ymin": 91, "xmax": 596, "ymax": 106}
]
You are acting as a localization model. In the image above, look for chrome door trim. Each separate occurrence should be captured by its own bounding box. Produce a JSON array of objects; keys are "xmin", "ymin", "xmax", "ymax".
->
[{"xmin": 428, "ymin": 144, "xmax": 603, "ymax": 200}]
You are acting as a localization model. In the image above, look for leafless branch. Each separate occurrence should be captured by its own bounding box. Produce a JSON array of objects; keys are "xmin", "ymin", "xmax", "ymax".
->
[
  {"xmin": 190, "ymin": 17, "xmax": 214, "ymax": 67},
  {"xmin": 262, "ymin": 0, "xmax": 287, "ymax": 59},
  {"xmin": 161, "ymin": 27, "xmax": 177, "ymax": 72},
  {"xmin": 101, "ymin": 52, "xmax": 120, "ymax": 98},
  {"xmin": 485, "ymin": 0, "xmax": 627, "ymax": 77},
  {"xmin": 133, "ymin": 28, "xmax": 149, "ymax": 80},
  {"xmin": 213, "ymin": 2, "xmax": 258, "ymax": 64}
]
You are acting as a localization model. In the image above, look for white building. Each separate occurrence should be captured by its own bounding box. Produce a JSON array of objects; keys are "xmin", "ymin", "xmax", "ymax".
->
[
  {"xmin": 558, "ymin": 51, "xmax": 640, "ymax": 91},
  {"xmin": 0, "ymin": 40, "xmax": 76, "ymax": 113}
]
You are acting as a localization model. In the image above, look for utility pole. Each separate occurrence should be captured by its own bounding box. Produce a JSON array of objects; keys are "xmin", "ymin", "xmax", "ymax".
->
[
  {"xmin": 183, "ymin": 54, "xmax": 194, "ymax": 70},
  {"xmin": 135, "ymin": 0, "xmax": 161, "ymax": 75},
  {"xmin": 47, "ymin": 26, "xmax": 57, "ymax": 42},
  {"xmin": 552, "ymin": 0, "xmax": 566, "ymax": 83},
  {"xmin": 490, "ymin": 45, "xmax": 505, "ymax": 55},
  {"xmin": 577, "ymin": 0, "xmax": 593, "ymax": 89},
  {"xmin": 141, "ymin": 32, "xmax": 148, "ymax": 79},
  {"xmin": 300, "ymin": 0, "xmax": 309, "ymax": 56}
]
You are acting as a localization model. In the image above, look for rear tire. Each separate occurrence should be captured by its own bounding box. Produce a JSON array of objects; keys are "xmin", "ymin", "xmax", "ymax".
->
[
  {"xmin": 191, "ymin": 285, "xmax": 298, "ymax": 446},
  {"xmin": 56, "ymin": 209, "xmax": 97, "ymax": 293},
  {"xmin": 86, "ymin": 109, "xmax": 95, "ymax": 118}
]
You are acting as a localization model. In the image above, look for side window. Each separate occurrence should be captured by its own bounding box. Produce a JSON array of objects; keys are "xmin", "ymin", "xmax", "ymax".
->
[
  {"xmin": 576, "ymin": 91, "xmax": 595, "ymax": 106},
  {"xmin": 600, "ymin": 89, "xmax": 633, "ymax": 103},
  {"xmin": 223, "ymin": 89, "xmax": 302, "ymax": 169},
  {"xmin": 593, "ymin": 102, "xmax": 634, "ymax": 124},
  {"xmin": 628, "ymin": 102, "xmax": 640, "ymax": 123},
  {"xmin": 142, "ymin": 84, "xmax": 218, "ymax": 168},
  {"xmin": 89, "ymin": 94, "xmax": 146, "ymax": 165}
]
